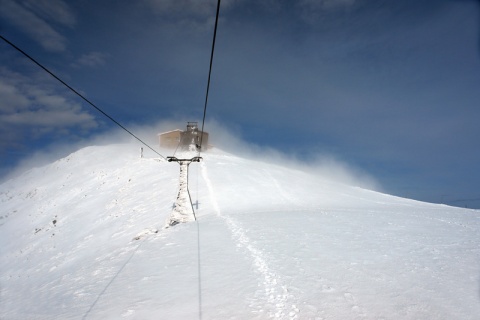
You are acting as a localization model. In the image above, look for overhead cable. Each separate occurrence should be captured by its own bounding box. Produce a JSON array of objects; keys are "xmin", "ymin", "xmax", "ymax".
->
[
  {"xmin": 199, "ymin": 0, "xmax": 221, "ymax": 154},
  {"xmin": 0, "ymin": 34, "xmax": 166, "ymax": 160}
]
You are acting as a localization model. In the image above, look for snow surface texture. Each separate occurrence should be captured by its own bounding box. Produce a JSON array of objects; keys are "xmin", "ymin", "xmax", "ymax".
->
[{"xmin": 1, "ymin": 143, "xmax": 480, "ymax": 319}]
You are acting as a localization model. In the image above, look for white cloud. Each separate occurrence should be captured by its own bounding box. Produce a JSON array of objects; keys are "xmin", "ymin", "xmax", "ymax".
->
[
  {"xmin": 3, "ymin": 109, "xmax": 96, "ymax": 128},
  {"xmin": 74, "ymin": 52, "xmax": 109, "ymax": 68},
  {"xmin": 0, "ymin": 67, "xmax": 99, "ymax": 150},
  {"xmin": 144, "ymin": 0, "xmax": 217, "ymax": 17},
  {"xmin": 296, "ymin": 0, "xmax": 357, "ymax": 25},
  {"xmin": 141, "ymin": 0, "xmax": 237, "ymax": 31},
  {"xmin": 299, "ymin": 0, "xmax": 356, "ymax": 10},
  {"xmin": 0, "ymin": 0, "xmax": 75, "ymax": 52},
  {"xmin": 22, "ymin": 0, "xmax": 76, "ymax": 27},
  {"xmin": 0, "ymin": 80, "xmax": 30, "ymax": 112}
]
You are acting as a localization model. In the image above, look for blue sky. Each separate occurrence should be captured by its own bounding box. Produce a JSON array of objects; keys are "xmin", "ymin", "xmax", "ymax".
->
[{"xmin": 1, "ymin": 0, "xmax": 479, "ymax": 208}]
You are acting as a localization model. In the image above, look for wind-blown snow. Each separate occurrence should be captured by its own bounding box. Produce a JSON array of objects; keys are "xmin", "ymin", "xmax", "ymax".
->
[{"xmin": 1, "ymin": 143, "xmax": 479, "ymax": 319}]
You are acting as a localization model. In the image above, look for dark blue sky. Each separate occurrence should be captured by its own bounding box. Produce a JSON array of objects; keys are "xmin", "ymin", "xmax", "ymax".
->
[{"xmin": 1, "ymin": 0, "xmax": 479, "ymax": 208}]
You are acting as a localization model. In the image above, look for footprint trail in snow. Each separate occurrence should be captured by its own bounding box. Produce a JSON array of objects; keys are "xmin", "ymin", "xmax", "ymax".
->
[{"xmin": 201, "ymin": 162, "xmax": 299, "ymax": 319}]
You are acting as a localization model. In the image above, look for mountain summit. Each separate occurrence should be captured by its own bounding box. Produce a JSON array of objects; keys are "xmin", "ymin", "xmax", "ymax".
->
[{"xmin": 1, "ymin": 143, "xmax": 479, "ymax": 319}]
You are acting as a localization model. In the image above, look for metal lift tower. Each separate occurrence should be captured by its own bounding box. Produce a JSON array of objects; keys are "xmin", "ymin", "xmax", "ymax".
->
[{"xmin": 165, "ymin": 156, "xmax": 202, "ymax": 227}]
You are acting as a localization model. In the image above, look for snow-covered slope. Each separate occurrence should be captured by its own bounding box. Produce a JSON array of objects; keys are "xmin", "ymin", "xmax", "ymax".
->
[{"xmin": 1, "ymin": 143, "xmax": 479, "ymax": 319}]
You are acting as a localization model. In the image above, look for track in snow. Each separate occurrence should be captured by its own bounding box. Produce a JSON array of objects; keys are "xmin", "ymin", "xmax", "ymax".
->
[{"xmin": 201, "ymin": 162, "xmax": 299, "ymax": 319}]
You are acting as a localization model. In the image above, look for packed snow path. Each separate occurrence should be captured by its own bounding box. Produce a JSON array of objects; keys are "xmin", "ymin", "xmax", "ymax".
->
[
  {"xmin": 1, "ymin": 143, "xmax": 479, "ymax": 319},
  {"xmin": 201, "ymin": 161, "xmax": 299, "ymax": 319}
]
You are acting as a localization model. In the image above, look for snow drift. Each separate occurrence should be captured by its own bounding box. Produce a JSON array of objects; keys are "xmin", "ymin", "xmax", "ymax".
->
[{"xmin": 1, "ymin": 142, "xmax": 479, "ymax": 319}]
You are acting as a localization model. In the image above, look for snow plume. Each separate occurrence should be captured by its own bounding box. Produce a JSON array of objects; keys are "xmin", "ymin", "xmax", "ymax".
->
[
  {"xmin": 1, "ymin": 119, "xmax": 185, "ymax": 182},
  {"xmin": 204, "ymin": 120, "xmax": 381, "ymax": 191},
  {"xmin": 3, "ymin": 118, "xmax": 380, "ymax": 191},
  {"xmin": 1, "ymin": 128, "xmax": 127, "ymax": 182}
]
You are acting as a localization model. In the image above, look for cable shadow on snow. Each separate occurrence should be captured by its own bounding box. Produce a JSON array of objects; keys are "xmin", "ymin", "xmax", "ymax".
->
[{"xmin": 82, "ymin": 240, "xmax": 145, "ymax": 320}]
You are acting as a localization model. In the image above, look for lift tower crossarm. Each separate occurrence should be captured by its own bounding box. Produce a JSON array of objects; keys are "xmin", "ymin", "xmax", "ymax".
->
[{"xmin": 167, "ymin": 157, "xmax": 202, "ymax": 163}]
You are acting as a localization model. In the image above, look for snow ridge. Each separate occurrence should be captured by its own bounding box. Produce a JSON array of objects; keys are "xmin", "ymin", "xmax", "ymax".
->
[{"xmin": 201, "ymin": 162, "xmax": 299, "ymax": 319}]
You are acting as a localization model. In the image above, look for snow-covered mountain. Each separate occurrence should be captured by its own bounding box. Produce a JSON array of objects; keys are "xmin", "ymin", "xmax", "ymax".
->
[{"xmin": 1, "ymin": 143, "xmax": 479, "ymax": 319}]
